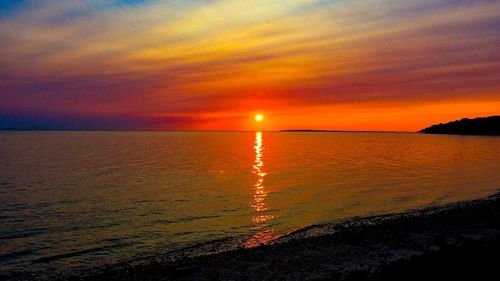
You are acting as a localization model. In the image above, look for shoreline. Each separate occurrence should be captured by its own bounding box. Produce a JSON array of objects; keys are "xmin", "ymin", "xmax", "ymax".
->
[
  {"xmin": 37, "ymin": 191, "xmax": 499, "ymax": 281},
  {"xmin": 4, "ymin": 192, "xmax": 499, "ymax": 280}
]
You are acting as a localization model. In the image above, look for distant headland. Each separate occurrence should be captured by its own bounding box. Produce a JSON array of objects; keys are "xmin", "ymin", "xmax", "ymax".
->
[{"xmin": 420, "ymin": 116, "xmax": 500, "ymax": 136}]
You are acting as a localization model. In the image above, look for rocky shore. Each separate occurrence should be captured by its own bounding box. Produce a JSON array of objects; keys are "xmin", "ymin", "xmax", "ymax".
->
[{"xmin": 8, "ymin": 192, "xmax": 500, "ymax": 281}]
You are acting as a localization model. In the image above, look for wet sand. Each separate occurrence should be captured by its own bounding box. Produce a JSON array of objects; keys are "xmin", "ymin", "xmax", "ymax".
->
[{"xmin": 8, "ymin": 192, "xmax": 500, "ymax": 281}]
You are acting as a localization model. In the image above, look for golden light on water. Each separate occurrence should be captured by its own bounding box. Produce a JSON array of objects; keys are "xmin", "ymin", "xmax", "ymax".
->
[
  {"xmin": 246, "ymin": 131, "xmax": 281, "ymax": 248},
  {"xmin": 251, "ymin": 132, "xmax": 267, "ymax": 214}
]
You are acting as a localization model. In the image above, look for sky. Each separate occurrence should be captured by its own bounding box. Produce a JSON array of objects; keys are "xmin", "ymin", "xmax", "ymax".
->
[{"xmin": 0, "ymin": 0, "xmax": 499, "ymax": 131}]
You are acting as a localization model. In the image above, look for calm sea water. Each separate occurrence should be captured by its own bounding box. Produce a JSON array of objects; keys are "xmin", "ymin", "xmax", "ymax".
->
[{"xmin": 1, "ymin": 131, "xmax": 499, "ymax": 276}]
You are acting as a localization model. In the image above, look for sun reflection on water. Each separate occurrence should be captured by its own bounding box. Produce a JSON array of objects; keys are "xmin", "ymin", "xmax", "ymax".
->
[
  {"xmin": 251, "ymin": 132, "xmax": 268, "ymax": 214},
  {"xmin": 246, "ymin": 132, "xmax": 280, "ymax": 248}
]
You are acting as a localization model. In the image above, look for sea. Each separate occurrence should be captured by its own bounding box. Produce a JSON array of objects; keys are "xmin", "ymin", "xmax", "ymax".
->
[{"xmin": 1, "ymin": 131, "xmax": 499, "ymax": 277}]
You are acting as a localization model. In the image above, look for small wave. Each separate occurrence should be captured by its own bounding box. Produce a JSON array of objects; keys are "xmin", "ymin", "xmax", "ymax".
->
[
  {"xmin": 0, "ymin": 229, "xmax": 47, "ymax": 240},
  {"xmin": 159, "ymin": 236, "xmax": 239, "ymax": 260},
  {"xmin": 31, "ymin": 244, "xmax": 122, "ymax": 264},
  {"xmin": 155, "ymin": 214, "xmax": 221, "ymax": 225},
  {"xmin": 0, "ymin": 249, "xmax": 36, "ymax": 263},
  {"xmin": 276, "ymin": 191, "xmax": 500, "ymax": 243}
]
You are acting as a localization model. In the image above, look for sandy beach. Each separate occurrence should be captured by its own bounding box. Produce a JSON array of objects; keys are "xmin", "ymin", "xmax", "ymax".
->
[{"xmin": 17, "ymin": 192, "xmax": 492, "ymax": 281}]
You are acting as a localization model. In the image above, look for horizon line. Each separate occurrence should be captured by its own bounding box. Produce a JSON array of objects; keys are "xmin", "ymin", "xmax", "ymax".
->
[{"xmin": 0, "ymin": 128, "xmax": 414, "ymax": 133}]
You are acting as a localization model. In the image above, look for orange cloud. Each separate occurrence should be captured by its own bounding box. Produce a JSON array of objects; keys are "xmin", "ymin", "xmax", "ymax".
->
[{"xmin": 1, "ymin": 0, "xmax": 499, "ymax": 130}]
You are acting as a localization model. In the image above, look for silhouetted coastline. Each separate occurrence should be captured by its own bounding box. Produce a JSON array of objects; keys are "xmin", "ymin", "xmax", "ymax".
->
[{"xmin": 420, "ymin": 116, "xmax": 500, "ymax": 135}]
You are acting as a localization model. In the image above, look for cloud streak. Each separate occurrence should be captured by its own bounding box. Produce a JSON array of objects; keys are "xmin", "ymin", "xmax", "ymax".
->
[{"xmin": 1, "ymin": 0, "xmax": 499, "ymax": 130}]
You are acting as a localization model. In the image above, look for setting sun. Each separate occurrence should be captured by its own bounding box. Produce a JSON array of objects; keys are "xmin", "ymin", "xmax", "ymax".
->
[{"xmin": 255, "ymin": 114, "xmax": 264, "ymax": 122}]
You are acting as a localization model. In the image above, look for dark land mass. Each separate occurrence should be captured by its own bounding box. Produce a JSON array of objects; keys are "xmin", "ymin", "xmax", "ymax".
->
[
  {"xmin": 6, "ymin": 192, "xmax": 498, "ymax": 281},
  {"xmin": 419, "ymin": 116, "xmax": 500, "ymax": 135}
]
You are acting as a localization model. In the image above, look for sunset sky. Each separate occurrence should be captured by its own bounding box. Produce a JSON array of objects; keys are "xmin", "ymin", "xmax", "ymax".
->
[{"xmin": 1, "ymin": 0, "xmax": 499, "ymax": 131}]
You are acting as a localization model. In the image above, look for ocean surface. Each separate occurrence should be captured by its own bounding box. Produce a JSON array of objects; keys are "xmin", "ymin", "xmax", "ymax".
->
[{"xmin": 1, "ymin": 131, "xmax": 499, "ymax": 277}]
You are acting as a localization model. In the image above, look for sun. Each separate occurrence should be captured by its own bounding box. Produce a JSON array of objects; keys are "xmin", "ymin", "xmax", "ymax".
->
[{"xmin": 255, "ymin": 114, "xmax": 264, "ymax": 122}]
